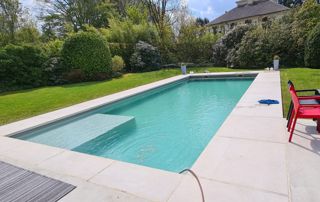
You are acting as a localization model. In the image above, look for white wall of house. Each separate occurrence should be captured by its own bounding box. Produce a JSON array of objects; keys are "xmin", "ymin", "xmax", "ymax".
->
[{"xmin": 209, "ymin": 11, "xmax": 288, "ymax": 34}]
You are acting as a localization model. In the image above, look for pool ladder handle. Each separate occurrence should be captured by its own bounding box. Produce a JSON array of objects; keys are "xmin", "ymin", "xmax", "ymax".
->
[{"xmin": 179, "ymin": 169, "xmax": 205, "ymax": 202}]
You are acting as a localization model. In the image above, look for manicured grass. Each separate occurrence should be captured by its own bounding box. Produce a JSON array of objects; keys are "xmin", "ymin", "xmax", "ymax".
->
[
  {"xmin": 0, "ymin": 67, "xmax": 251, "ymax": 125},
  {"xmin": 280, "ymin": 68, "xmax": 320, "ymax": 117}
]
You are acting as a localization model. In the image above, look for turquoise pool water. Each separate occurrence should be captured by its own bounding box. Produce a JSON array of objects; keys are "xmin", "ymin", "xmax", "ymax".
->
[{"xmin": 15, "ymin": 78, "xmax": 253, "ymax": 172}]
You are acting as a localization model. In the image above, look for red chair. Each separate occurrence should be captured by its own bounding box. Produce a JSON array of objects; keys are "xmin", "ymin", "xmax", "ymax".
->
[
  {"xmin": 286, "ymin": 80, "xmax": 320, "ymax": 128},
  {"xmin": 288, "ymin": 85, "xmax": 320, "ymax": 142}
]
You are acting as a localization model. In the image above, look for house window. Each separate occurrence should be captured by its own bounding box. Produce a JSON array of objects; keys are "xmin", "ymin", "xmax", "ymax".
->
[
  {"xmin": 262, "ymin": 17, "xmax": 271, "ymax": 29},
  {"xmin": 230, "ymin": 23, "xmax": 237, "ymax": 29},
  {"xmin": 245, "ymin": 19, "xmax": 252, "ymax": 24}
]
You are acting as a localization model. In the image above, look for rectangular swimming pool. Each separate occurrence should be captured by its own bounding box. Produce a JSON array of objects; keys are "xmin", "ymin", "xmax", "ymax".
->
[{"xmin": 13, "ymin": 76, "xmax": 254, "ymax": 172}]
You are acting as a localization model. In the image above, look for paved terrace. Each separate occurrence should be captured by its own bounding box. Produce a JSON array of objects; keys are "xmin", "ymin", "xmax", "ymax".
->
[{"xmin": 0, "ymin": 71, "xmax": 319, "ymax": 202}]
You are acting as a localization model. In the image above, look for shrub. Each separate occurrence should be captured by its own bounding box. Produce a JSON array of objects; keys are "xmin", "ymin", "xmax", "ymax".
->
[
  {"xmin": 42, "ymin": 39, "xmax": 64, "ymax": 57},
  {"xmin": 305, "ymin": 22, "xmax": 320, "ymax": 68},
  {"xmin": 109, "ymin": 43, "xmax": 134, "ymax": 71},
  {"xmin": 212, "ymin": 25, "xmax": 250, "ymax": 67},
  {"xmin": 0, "ymin": 45, "xmax": 46, "ymax": 91},
  {"xmin": 61, "ymin": 32, "xmax": 112, "ymax": 81},
  {"xmin": 236, "ymin": 28, "xmax": 272, "ymax": 68},
  {"xmin": 43, "ymin": 57, "xmax": 67, "ymax": 85},
  {"xmin": 130, "ymin": 41, "xmax": 161, "ymax": 72},
  {"xmin": 112, "ymin": 55, "xmax": 125, "ymax": 74},
  {"xmin": 237, "ymin": 23, "xmax": 302, "ymax": 68}
]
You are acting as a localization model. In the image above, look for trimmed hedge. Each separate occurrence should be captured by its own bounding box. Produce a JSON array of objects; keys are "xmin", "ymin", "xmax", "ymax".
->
[
  {"xmin": 61, "ymin": 32, "xmax": 112, "ymax": 80},
  {"xmin": 0, "ymin": 45, "xmax": 46, "ymax": 91},
  {"xmin": 305, "ymin": 23, "xmax": 320, "ymax": 68}
]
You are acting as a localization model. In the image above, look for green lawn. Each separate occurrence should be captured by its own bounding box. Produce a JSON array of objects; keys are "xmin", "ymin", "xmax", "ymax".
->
[
  {"xmin": 0, "ymin": 67, "xmax": 249, "ymax": 125},
  {"xmin": 280, "ymin": 68, "xmax": 320, "ymax": 117},
  {"xmin": 1, "ymin": 67, "xmax": 318, "ymax": 126}
]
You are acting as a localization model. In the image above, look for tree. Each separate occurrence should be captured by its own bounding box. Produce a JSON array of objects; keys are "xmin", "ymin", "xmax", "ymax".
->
[
  {"xmin": 290, "ymin": 0, "xmax": 320, "ymax": 62},
  {"xmin": 142, "ymin": 0, "xmax": 178, "ymax": 40},
  {"xmin": 195, "ymin": 17, "xmax": 209, "ymax": 27},
  {"xmin": 278, "ymin": 0, "xmax": 303, "ymax": 7},
  {"xmin": 15, "ymin": 25, "xmax": 41, "ymax": 44},
  {"xmin": 176, "ymin": 20, "xmax": 219, "ymax": 63},
  {"xmin": 101, "ymin": 5, "xmax": 159, "ymax": 71},
  {"xmin": 0, "ymin": 0, "xmax": 21, "ymax": 43},
  {"xmin": 110, "ymin": 0, "xmax": 139, "ymax": 16},
  {"xmin": 43, "ymin": 0, "xmax": 116, "ymax": 32},
  {"xmin": 305, "ymin": 22, "xmax": 320, "ymax": 68},
  {"xmin": 142, "ymin": 0, "xmax": 178, "ymax": 63},
  {"xmin": 41, "ymin": 14, "xmax": 66, "ymax": 41}
]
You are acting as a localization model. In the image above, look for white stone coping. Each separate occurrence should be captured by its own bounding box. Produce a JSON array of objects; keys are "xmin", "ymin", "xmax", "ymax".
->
[{"xmin": 0, "ymin": 70, "xmax": 289, "ymax": 202}]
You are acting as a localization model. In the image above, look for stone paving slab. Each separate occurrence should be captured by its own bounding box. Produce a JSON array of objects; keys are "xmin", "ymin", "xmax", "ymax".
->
[
  {"xmin": 89, "ymin": 161, "xmax": 183, "ymax": 202},
  {"xmin": 0, "ymin": 137, "xmax": 64, "ymax": 165},
  {"xmin": 168, "ymin": 175, "xmax": 288, "ymax": 202},
  {"xmin": 287, "ymin": 119, "xmax": 320, "ymax": 202},
  {"xmin": 217, "ymin": 115, "xmax": 287, "ymax": 143},
  {"xmin": 38, "ymin": 150, "xmax": 114, "ymax": 181},
  {"xmin": 192, "ymin": 137, "xmax": 288, "ymax": 195}
]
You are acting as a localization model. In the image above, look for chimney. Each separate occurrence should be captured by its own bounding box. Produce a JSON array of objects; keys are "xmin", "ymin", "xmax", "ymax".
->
[{"xmin": 236, "ymin": 0, "xmax": 247, "ymax": 7}]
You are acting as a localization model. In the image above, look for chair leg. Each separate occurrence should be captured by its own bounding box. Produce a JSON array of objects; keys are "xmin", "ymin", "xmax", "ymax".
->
[
  {"xmin": 287, "ymin": 110, "xmax": 295, "ymax": 132},
  {"xmin": 289, "ymin": 116, "xmax": 298, "ymax": 142},
  {"xmin": 286, "ymin": 102, "xmax": 293, "ymax": 127}
]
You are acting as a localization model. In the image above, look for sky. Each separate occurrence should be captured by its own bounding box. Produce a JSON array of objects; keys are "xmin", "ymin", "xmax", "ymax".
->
[
  {"xmin": 187, "ymin": 0, "xmax": 236, "ymax": 20},
  {"xmin": 21, "ymin": 0, "xmax": 237, "ymax": 21}
]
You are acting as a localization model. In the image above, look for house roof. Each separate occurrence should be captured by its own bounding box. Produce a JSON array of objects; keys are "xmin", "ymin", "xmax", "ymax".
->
[{"xmin": 209, "ymin": 0, "xmax": 289, "ymax": 25}]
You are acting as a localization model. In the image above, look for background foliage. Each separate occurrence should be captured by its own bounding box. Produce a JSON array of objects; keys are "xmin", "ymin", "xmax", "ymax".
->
[{"xmin": 0, "ymin": 0, "xmax": 319, "ymax": 92}]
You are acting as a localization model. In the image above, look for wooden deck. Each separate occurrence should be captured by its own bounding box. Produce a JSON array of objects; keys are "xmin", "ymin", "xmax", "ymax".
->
[{"xmin": 0, "ymin": 161, "xmax": 75, "ymax": 202}]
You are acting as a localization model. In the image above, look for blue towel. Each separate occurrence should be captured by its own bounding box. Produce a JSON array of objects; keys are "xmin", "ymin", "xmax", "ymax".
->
[{"xmin": 258, "ymin": 99, "xmax": 280, "ymax": 105}]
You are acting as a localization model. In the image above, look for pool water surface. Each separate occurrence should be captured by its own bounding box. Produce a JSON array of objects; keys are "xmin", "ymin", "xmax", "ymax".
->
[{"xmin": 15, "ymin": 78, "xmax": 253, "ymax": 172}]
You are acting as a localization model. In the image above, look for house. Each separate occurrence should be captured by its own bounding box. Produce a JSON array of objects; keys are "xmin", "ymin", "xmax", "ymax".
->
[{"xmin": 208, "ymin": 0, "xmax": 289, "ymax": 33}]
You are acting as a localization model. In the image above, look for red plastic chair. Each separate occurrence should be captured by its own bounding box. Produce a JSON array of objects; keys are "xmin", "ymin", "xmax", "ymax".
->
[
  {"xmin": 286, "ymin": 81, "xmax": 320, "ymax": 128},
  {"xmin": 288, "ymin": 85, "xmax": 320, "ymax": 142}
]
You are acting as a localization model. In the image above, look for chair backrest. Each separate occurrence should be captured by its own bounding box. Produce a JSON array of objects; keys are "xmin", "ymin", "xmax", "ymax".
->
[
  {"xmin": 289, "ymin": 84, "xmax": 300, "ymax": 113},
  {"xmin": 287, "ymin": 80, "xmax": 295, "ymax": 91}
]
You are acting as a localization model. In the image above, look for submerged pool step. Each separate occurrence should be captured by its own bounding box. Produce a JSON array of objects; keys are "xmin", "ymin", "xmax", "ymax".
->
[{"xmin": 20, "ymin": 114, "xmax": 135, "ymax": 150}]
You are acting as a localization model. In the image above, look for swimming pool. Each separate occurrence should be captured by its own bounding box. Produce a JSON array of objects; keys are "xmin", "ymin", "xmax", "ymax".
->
[{"xmin": 13, "ymin": 77, "xmax": 254, "ymax": 172}]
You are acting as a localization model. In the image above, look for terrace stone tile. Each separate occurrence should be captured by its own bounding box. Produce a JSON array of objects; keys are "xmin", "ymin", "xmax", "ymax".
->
[
  {"xmin": 89, "ymin": 161, "xmax": 182, "ymax": 201},
  {"xmin": 232, "ymin": 104, "xmax": 283, "ymax": 118},
  {"xmin": 0, "ymin": 137, "xmax": 64, "ymax": 165},
  {"xmin": 217, "ymin": 116, "xmax": 287, "ymax": 143},
  {"xmin": 60, "ymin": 183, "xmax": 149, "ymax": 202},
  {"xmin": 193, "ymin": 137, "xmax": 288, "ymax": 195},
  {"xmin": 168, "ymin": 175, "xmax": 288, "ymax": 202},
  {"xmin": 237, "ymin": 93, "xmax": 282, "ymax": 104},
  {"xmin": 287, "ymin": 119, "xmax": 320, "ymax": 202},
  {"xmin": 38, "ymin": 150, "xmax": 114, "ymax": 180}
]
